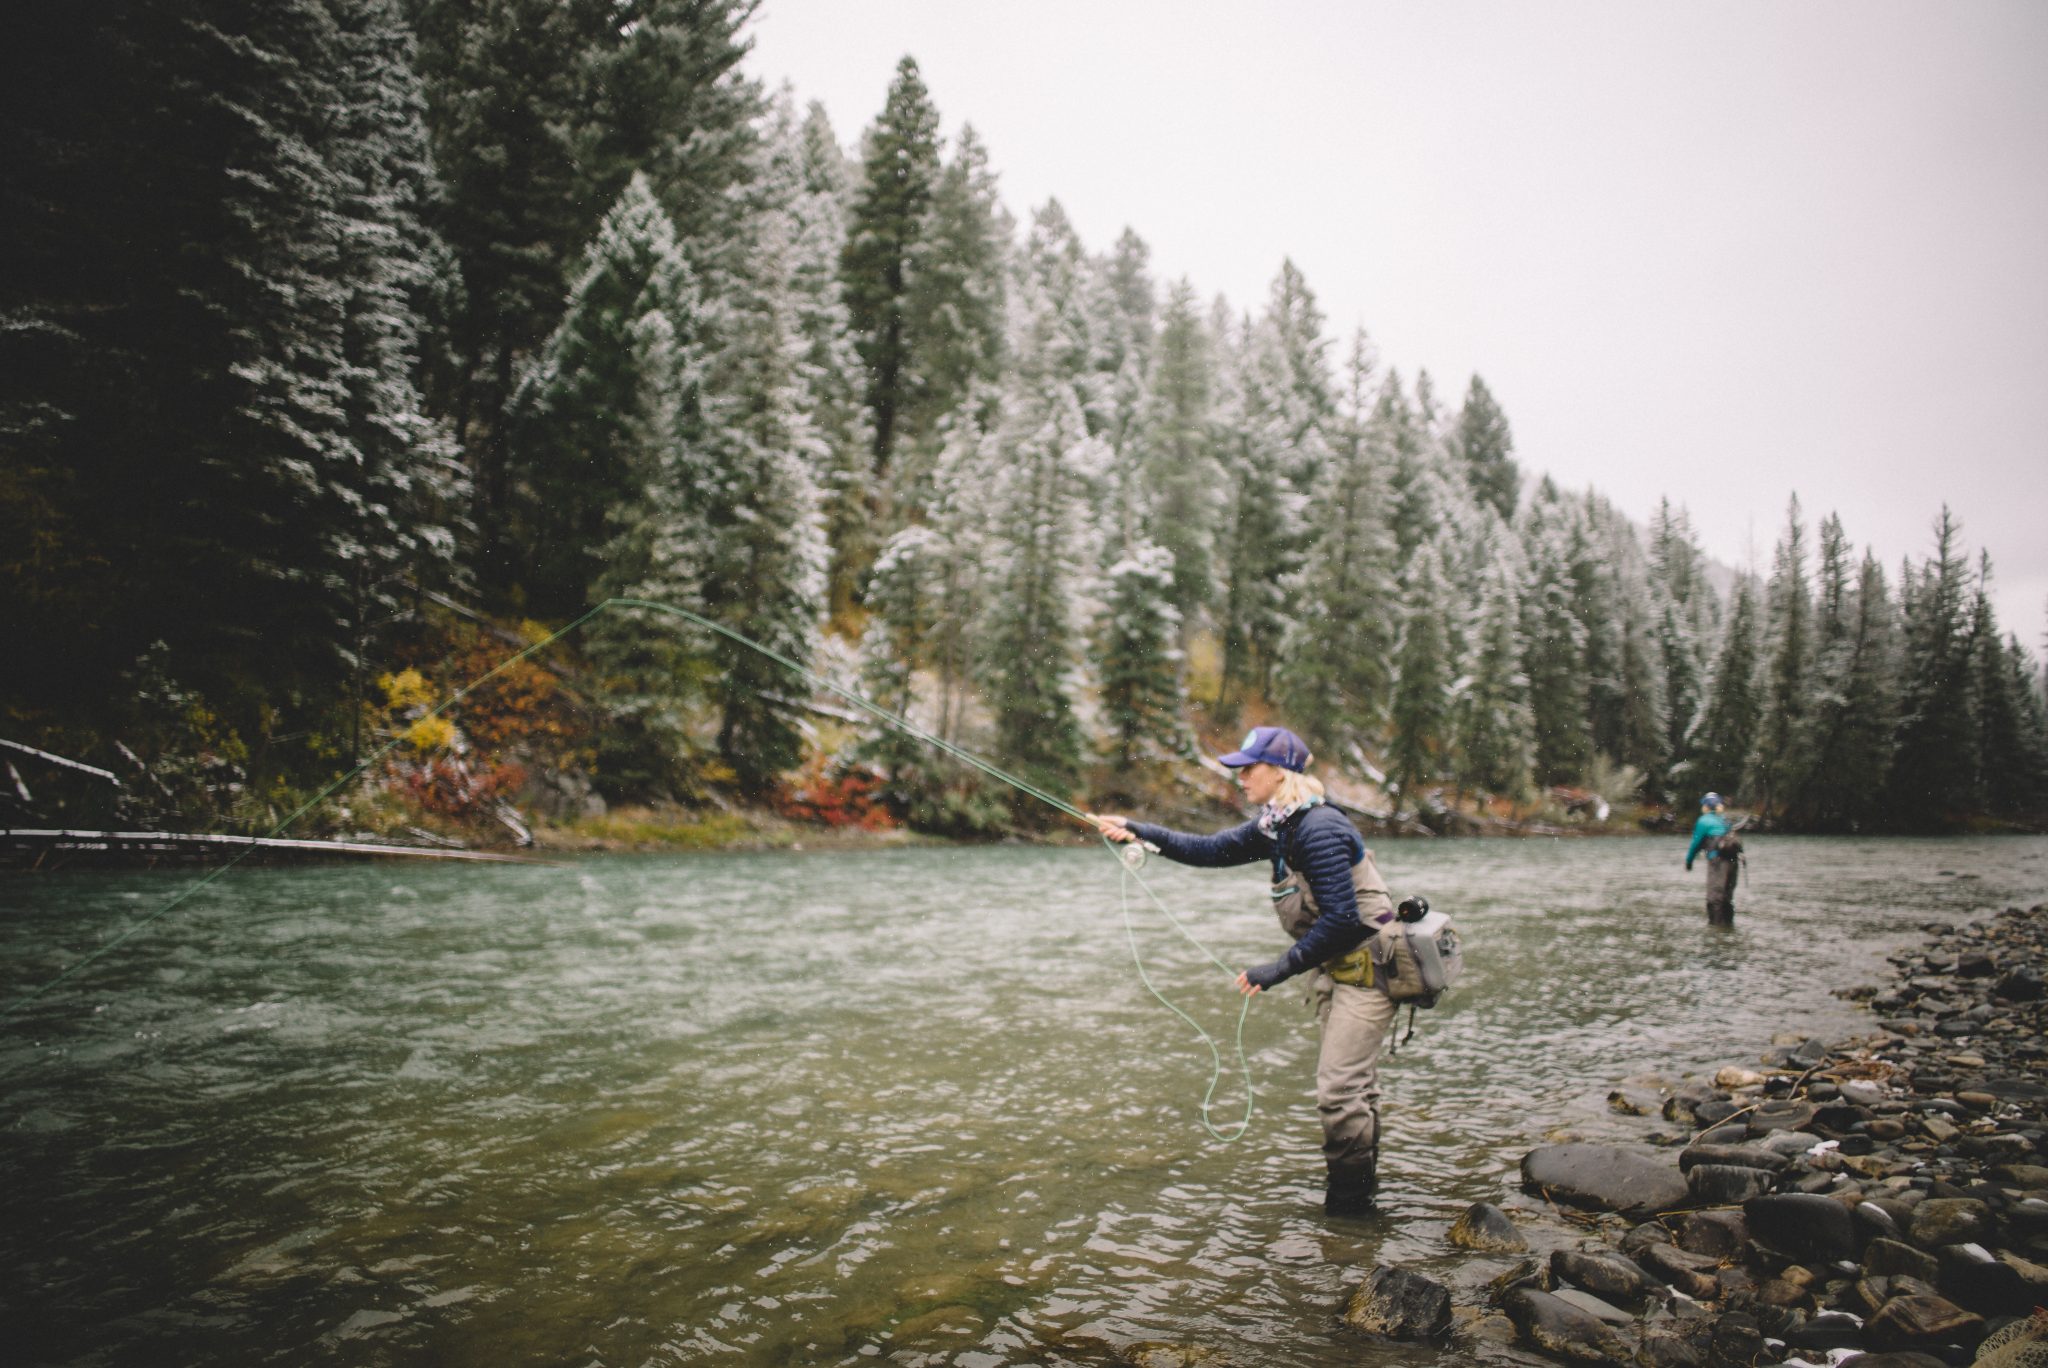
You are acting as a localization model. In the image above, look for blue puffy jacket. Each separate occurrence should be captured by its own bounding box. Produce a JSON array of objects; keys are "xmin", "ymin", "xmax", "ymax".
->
[{"xmin": 1128, "ymin": 802, "xmax": 1377, "ymax": 987}]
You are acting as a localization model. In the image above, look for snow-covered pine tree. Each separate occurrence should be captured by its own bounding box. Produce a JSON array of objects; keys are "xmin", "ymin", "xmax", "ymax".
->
[
  {"xmin": 1135, "ymin": 280, "xmax": 1223, "ymax": 633},
  {"xmin": 1691, "ymin": 575, "xmax": 1763, "ymax": 800},
  {"xmin": 1454, "ymin": 550, "xmax": 1536, "ymax": 800},
  {"xmin": 1748, "ymin": 494, "xmax": 1812, "ymax": 815},
  {"xmin": 1519, "ymin": 483, "xmax": 1592, "ymax": 786},
  {"xmin": 764, "ymin": 91, "xmax": 875, "ymax": 625},
  {"xmin": 694, "ymin": 204, "xmax": 830, "ymax": 790},
  {"xmin": 1968, "ymin": 562, "xmax": 2043, "ymax": 816},
  {"xmin": 1097, "ymin": 541, "xmax": 1191, "ymax": 769},
  {"xmin": 1278, "ymin": 329, "xmax": 1399, "ymax": 757},
  {"xmin": 1453, "ymin": 374, "xmax": 1520, "ymax": 522},
  {"xmin": 841, "ymin": 55, "xmax": 942, "ymax": 477},
  {"xmin": 507, "ymin": 173, "xmax": 697, "ymax": 617},
  {"xmin": 1386, "ymin": 540, "xmax": 1457, "ymax": 810},
  {"xmin": 891, "ymin": 122, "xmax": 1009, "ymax": 511},
  {"xmin": 1886, "ymin": 508, "xmax": 1979, "ymax": 819},
  {"xmin": 1259, "ymin": 258, "xmax": 1336, "ymax": 487},
  {"xmin": 1213, "ymin": 312, "xmax": 1304, "ymax": 710},
  {"xmin": 976, "ymin": 273, "xmax": 1101, "ymax": 808},
  {"xmin": 1648, "ymin": 499, "xmax": 1714, "ymax": 781}
]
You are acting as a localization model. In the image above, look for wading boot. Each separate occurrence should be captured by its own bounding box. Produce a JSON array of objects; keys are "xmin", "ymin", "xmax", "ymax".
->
[{"xmin": 1323, "ymin": 1154, "xmax": 1378, "ymax": 1218}]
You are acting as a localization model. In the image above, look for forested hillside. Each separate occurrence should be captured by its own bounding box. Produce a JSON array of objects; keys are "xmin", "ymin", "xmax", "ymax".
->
[{"xmin": 5, "ymin": 1, "xmax": 2044, "ymax": 839}]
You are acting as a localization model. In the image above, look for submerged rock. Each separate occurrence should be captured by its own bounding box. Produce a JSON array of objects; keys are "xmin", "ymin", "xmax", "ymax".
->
[
  {"xmin": 1521, "ymin": 1143, "xmax": 1690, "ymax": 1219},
  {"xmin": 1865, "ymin": 1292, "xmax": 1986, "ymax": 1352}
]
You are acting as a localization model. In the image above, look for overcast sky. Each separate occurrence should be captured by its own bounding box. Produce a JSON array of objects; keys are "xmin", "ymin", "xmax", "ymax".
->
[{"xmin": 745, "ymin": 0, "xmax": 2048, "ymax": 642}]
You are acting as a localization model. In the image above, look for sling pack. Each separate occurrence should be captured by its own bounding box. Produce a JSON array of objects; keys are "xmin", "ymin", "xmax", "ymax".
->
[{"xmin": 1378, "ymin": 896, "xmax": 1464, "ymax": 1008}]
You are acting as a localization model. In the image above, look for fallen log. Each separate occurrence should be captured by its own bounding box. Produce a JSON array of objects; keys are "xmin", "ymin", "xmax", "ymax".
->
[{"xmin": 1, "ymin": 828, "xmax": 551, "ymax": 866}]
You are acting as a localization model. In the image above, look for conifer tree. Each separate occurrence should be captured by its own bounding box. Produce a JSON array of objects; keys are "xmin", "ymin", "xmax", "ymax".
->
[
  {"xmin": 841, "ymin": 55, "xmax": 942, "ymax": 476},
  {"xmin": 978, "ymin": 371, "xmax": 1096, "ymax": 806},
  {"xmin": 695, "ymin": 209, "xmax": 830, "ymax": 789},
  {"xmin": 1783, "ymin": 516, "xmax": 1897, "ymax": 827},
  {"xmin": 1648, "ymin": 500, "xmax": 1713, "ymax": 777},
  {"xmin": 891, "ymin": 122, "xmax": 1009, "ymax": 508},
  {"xmin": 766, "ymin": 92, "xmax": 874, "ymax": 624},
  {"xmin": 1454, "ymin": 374, "xmax": 1520, "ymax": 521},
  {"xmin": 1969, "ymin": 567, "xmax": 2043, "ymax": 816},
  {"xmin": 1386, "ymin": 541, "xmax": 1456, "ymax": 808},
  {"xmin": 408, "ymin": 0, "xmax": 757, "ymax": 578},
  {"xmin": 1278, "ymin": 330, "xmax": 1399, "ymax": 755},
  {"xmin": 1692, "ymin": 576, "xmax": 1763, "ymax": 800},
  {"xmin": 1455, "ymin": 553, "xmax": 1536, "ymax": 799},
  {"xmin": 1749, "ymin": 495, "xmax": 1812, "ymax": 815},
  {"xmin": 1098, "ymin": 542, "xmax": 1191, "ymax": 768},
  {"xmin": 1213, "ymin": 315, "xmax": 1303, "ymax": 710},
  {"xmin": 1887, "ymin": 509, "xmax": 1979, "ymax": 819},
  {"xmin": 507, "ymin": 174, "xmax": 697, "ymax": 617},
  {"xmin": 1260, "ymin": 258, "xmax": 1336, "ymax": 486},
  {"xmin": 1519, "ymin": 485, "xmax": 1592, "ymax": 786},
  {"xmin": 1133, "ymin": 281, "xmax": 1224, "ymax": 635}
]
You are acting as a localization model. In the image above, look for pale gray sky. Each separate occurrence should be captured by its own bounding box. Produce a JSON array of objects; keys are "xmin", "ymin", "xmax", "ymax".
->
[{"xmin": 746, "ymin": 0, "xmax": 2048, "ymax": 642}]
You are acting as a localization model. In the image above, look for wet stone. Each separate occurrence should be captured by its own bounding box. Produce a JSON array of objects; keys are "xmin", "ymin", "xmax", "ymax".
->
[
  {"xmin": 1621, "ymin": 1220, "xmax": 1676, "ymax": 1260},
  {"xmin": 1748, "ymin": 1099, "xmax": 1819, "ymax": 1135},
  {"xmin": 1677, "ymin": 1143, "xmax": 1790, "ymax": 1174},
  {"xmin": 1784, "ymin": 1311, "xmax": 1867, "ymax": 1352},
  {"xmin": 1745, "ymin": 1192, "xmax": 1857, "ymax": 1263},
  {"xmin": 1865, "ymin": 1293, "xmax": 1986, "ymax": 1352},
  {"xmin": 1637, "ymin": 1323, "xmax": 1707, "ymax": 1368},
  {"xmin": 1907, "ymin": 1197, "xmax": 1994, "ymax": 1248},
  {"xmin": 1709, "ymin": 1311, "xmax": 1764, "ymax": 1367},
  {"xmin": 1446, "ymin": 1201, "xmax": 1527, "ymax": 1253},
  {"xmin": 1854, "ymin": 1201, "xmax": 1906, "ymax": 1246},
  {"xmin": 1521, "ymin": 1144, "xmax": 1691, "ymax": 1219},
  {"xmin": 1551, "ymin": 1249, "xmax": 1658, "ymax": 1305},
  {"xmin": 1677, "ymin": 1209, "xmax": 1748, "ymax": 1258},
  {"xmin": 1687, "ymin": 1163, "xmax": 1775, "ymax": 1205},
  {"xmin": 1863, "ymin": 1238, "xmax": 1940, "ymax": 1283},
  {"xmin": 1502, "ymin": 1287, "xmax": 1634, "ymax": 1366},
  {"xmin": 1635, "ymin": 1243, "xmax": 1720, "ymax": 1300},
  {"xmin": 1550, "ymin": 1287, "xmax": 1632, "ymax": 1326},
  {"xmin": 1341, "ymin": 1265, "xmax": 1451, "ymax": 1342}
]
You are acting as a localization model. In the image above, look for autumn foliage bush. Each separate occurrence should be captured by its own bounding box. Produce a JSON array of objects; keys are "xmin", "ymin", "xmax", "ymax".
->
[{"xmin": 772, "ymin": 758, "xmax": 895, "ymax": 830}]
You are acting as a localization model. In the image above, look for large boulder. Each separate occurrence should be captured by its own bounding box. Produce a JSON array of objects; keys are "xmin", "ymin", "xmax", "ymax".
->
[
  {"xmin": 1744, "ymin": 1192, "xmax": 1857, "ymax": 1263},
  {"xmin": 1501, "ymin": 1287, "xmax": 1634, "ymax": 1366},
  {"xmin": 1521, "ymin": 1144, "xmax": 1689, "ymax": 1219},
  {"xmin": 1340, "ymin": 1265, "xmax": 1450, "ymax": 1341}
]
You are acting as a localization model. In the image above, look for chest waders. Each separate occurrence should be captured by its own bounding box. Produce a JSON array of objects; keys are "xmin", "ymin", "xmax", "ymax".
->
[
  {"xmin": 1267, "ymin": 845, "xmax": 1397, "ymax": 1216},
  {"xmin": 1268, "ymin": 851, "xmax": 1392, "ymax": 984}
]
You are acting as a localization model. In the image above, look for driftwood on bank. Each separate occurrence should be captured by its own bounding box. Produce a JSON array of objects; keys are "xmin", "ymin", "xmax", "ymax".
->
[{"xmin": 2, "ymin": 828, "xmax": 552, "ymax": 867}]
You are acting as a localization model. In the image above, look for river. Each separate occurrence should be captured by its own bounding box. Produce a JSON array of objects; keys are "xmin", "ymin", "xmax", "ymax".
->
[{"xmin": 4, "ymin": 834, "xmax": 2045, "ymax": 1366}]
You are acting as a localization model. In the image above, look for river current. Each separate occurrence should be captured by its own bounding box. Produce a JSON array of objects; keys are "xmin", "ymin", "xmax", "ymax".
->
[{"xmin": 4, "ymin": 834, "xmax": 2046, "ymax": 1366}]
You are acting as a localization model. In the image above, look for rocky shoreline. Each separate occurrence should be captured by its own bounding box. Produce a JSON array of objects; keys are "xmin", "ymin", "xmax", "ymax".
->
[{"xmin": 1341, "ymin": 901, "xmax": 2048, "ymax": 1367}]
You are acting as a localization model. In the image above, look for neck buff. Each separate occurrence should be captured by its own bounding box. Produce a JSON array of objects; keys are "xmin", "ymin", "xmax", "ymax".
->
[{"xmin": 1257, "ymin": 792, "xmax": 1323, "ymax": 838}]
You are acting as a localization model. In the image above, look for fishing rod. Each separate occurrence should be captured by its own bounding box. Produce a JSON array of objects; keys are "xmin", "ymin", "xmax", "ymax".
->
[{"xmin": 4, "ymin": 597, "xmax": 1256, "ymax": 1139}]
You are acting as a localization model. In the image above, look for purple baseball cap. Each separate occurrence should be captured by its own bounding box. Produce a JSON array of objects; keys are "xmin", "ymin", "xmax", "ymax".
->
[{"xmin": 1218, "ymin": 725, "xmax": 1312, "ymax": 773}]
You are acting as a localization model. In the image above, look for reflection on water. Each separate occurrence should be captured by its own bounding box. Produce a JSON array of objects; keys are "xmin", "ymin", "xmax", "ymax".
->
[{"xmin": 3, "ymin": 835, "xmax": 2044, "ymax": 1366}]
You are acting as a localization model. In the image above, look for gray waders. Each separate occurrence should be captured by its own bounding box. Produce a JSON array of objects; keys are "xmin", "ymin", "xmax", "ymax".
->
[
  {"xmin": 1706, "ymin": 854, "xmax": 1738, "ymax": 926},
  {"xmin": 1272, "ymin": 849, "xmax": 1397, "ymax": 1216}
]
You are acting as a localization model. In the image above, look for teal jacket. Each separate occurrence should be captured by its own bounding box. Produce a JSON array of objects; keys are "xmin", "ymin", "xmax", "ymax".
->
[{"xmin": 1686, "ymin": 812, "xmax": 1730, "ymax": 869}]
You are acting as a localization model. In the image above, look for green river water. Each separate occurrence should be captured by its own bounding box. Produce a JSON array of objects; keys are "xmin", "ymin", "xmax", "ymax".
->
[{"xmin": 4, "ymin": 834, "xmax": 2046, "ymax": 1367}]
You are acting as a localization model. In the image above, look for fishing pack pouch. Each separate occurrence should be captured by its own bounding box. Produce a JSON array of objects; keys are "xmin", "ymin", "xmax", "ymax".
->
[
  {"xmin": 1269, "ymin": 849, "xmax": 1396, "ymax": 988},
  {"xmin": 1709, "ymin": 832, "xmax": 1744, "ymax": 858},
  {"xmin": 1379, "ymin": 906, "xmax": 1464, "ymax": 1006}
]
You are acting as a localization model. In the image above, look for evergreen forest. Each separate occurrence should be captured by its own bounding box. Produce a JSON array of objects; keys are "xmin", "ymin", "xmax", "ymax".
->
[{"xmin": 6, "ymin": 1, "xmax": 2045, "ymax": 842}]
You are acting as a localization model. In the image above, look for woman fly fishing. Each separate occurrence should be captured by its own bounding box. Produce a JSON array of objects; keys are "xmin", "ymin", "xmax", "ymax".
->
[{"xmin": 1092, "ymin": 725, "xmax": 1400, "ymax": 1217}]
